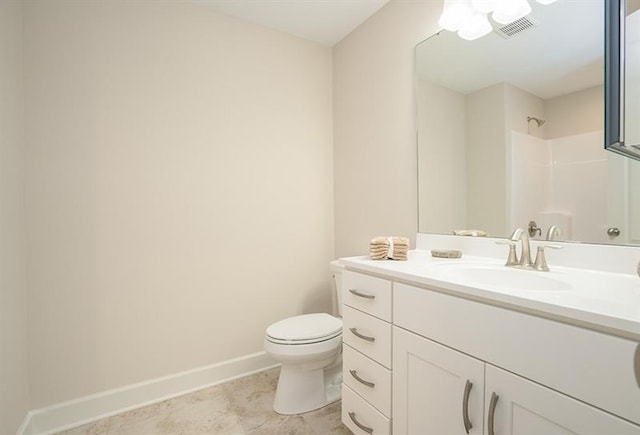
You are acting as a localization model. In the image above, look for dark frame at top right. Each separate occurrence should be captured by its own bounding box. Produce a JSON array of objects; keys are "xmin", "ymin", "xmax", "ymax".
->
[{"xmin": 605, "ymin": 0, "xmax": 640, "ymax": 161}]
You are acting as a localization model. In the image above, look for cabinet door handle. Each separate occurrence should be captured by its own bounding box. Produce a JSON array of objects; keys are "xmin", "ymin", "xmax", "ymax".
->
[
  {"xmin": 350, "ymin": 327, "xmax": 376, "ymax": 342},
  {"xmin": 350, "ymin": 369, "xmax": 375, "ymax": 388},
  {"xmin": 348, "ymin": 411, "xmax": 374, "ymax": 434},
  {"xmin": 488, "ymin": 392, "xmax": 499, "ymax": 435},
  {"xmin": 634, "ymin": 343, "xmax": 640, "ymax": 388},
  {"xmin": 462, "ymin": 380, "xmax": 473, "ymax": 434},
  {"xmin": 349, "ymin": 289, "xmax": 376, "ymax": 299}
]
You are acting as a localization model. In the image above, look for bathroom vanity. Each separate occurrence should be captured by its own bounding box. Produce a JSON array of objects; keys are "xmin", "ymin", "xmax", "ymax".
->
[{"xmin": 340, "ymin": 234, "xmax": 640, "ymax": 435}]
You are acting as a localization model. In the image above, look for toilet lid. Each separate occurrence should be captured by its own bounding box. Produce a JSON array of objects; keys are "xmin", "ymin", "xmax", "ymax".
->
[{"xmin": 266, "ymin": 313, "xmax": 342, "ymax": 343}]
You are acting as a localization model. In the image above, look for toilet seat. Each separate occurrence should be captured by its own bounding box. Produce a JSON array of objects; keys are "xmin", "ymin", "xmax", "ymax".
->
[{"xmin": 266, "ymin": 313, "xmax": 342, "ymax": 345}]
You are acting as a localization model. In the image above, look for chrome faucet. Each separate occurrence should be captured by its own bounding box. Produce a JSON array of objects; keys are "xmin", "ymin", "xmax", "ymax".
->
[
  {"xmin": 546, "ymin": 225, "xmax": 561, "ymax": 241},
  {"xmin": 501, "ymin": 227, "xmax": 563, "ymax": 271},
  {"xmin": 510, "ymin": 227, "xmax": 534, "ymax": 268}
]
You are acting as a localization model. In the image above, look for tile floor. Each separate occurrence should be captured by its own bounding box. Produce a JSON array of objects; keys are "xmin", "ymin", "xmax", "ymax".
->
[{"xmin": 54, "ymin": 368, "xmax": 351, "ymax": 435}]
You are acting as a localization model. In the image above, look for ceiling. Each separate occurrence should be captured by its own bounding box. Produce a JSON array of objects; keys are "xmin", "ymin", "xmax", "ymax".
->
[{"xmin": 195, "ymin": 0, "xmax": 390, "ymax": 46}]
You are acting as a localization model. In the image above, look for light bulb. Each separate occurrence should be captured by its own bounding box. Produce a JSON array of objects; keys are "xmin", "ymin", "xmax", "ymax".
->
[
  {"xmin": 438, "ymin": 0, "xmax": 475, "ymax": 32},
  {"xmin": 471, "ymin": 0, "xmax": 497, "ymax": 14},
  {"xmin": 458, "ymin": 11, "xmax": 493, "ymax": 40},
  {"xmin": 492, "ymin": 0, "xmax": 531, "ymax": 24}
]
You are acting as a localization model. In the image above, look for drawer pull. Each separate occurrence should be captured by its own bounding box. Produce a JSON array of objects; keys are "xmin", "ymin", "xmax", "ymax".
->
[
  {"xmin": 348, "ymin": 411, "xmax": 374, "ymax": 434},
  {"xmin": 349, "ymin": 289, "xmax": 376, "ymax": 299},
  {"xmin": 462, "ymin": 380, "xmax": 473, "ymax": 434},
  {"xmin": 635, "ymin": 343, "xmax": 640, "ymax": 388},
  {"xmin": 350, "ymin": 327, "xmax": 376, "ymax": 342},
  {"xmin": 488, "ymin": 392, "xmax": 499, "ymax": 435},
  {"xmin": 350, "ymin": 369, "xmax": 376, "ymax": 388}
]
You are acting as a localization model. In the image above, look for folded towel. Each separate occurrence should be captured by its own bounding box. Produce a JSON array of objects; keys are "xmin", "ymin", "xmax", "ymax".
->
[
  {"xmin": 371, "ymin": 253, "xmax": 406, "ymax": 259},
  {"xmin": 369, "ymin": 236, "xmax": 409, "ymax": 261},
  {"xmin": 453, "ymin": 229, "xmax": 488, "ymax": 237},
  {"xmin": 370, "ymin": 242, "xmax": 410, "ymax": 247},
  {"xmin": 370, "ymin": 252, "xmax": 407, "ymax": 259},
  {"xmin": 370, "ymin": 236, "xmax": 409, "ymax": 246}
]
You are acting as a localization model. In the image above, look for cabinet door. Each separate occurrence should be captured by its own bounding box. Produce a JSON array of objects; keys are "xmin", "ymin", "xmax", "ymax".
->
[
  {"xmin": 485, "ymin": 365, "xmax": 640, "ymax": 435},
  {"xmin": 393, "ymin": 327, "xmax": 485, "ymax": 435}
]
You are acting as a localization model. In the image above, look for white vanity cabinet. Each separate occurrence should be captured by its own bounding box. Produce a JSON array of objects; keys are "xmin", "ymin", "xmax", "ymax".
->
[
  {"xmin": 393, "ymin": 327, "xmax": 485, "ymax": 434},
  {"xmin": 341, "ymin": 271, "xmax": 393, "ymax": 435},
  {"xmin": 393, "ymin": 327, "xmax": 640, "ymax": 435},
  {"xmin": 341, "ymin": 264, "xmax": 640, "ymax": 435},
  {"xmin": 486, "ymin": 364, "xmax": 640, "ymax": 435},
  {"xmin": 392, "ymin": 282, "xmax": 640, "ymax": 435}
]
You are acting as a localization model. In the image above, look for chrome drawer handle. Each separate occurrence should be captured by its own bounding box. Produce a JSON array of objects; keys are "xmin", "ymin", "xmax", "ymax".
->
[
  {"xmin": 635, "ymin": 344, "xmax": 640, "ymax": 388},
  {"xmin": 349, "ymin": 289, "xmax": 376, "ymax": 299},
  {"xmin": 350, "ymin": 369, "xmax": 375, "ymax": 388},
  {"xmin": 348, "ymin": 411, "xmax": 373, "ymax": 434},
  {"xmin": 462, "ymin": 380, "xmax": 473, "ymax": 434},
  {"xmin": 350, "ymin": 327, "xmax": 376, "ymax": 342},
  {"xmin": 488, "ymin": 392, "xmax": 499, "ymax": 435}
]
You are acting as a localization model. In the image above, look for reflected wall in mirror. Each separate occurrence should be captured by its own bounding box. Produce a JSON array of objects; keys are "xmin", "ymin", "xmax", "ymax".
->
[{"xmin": 417, "ymin": 0, "xmax": 640, "ymax": 246}]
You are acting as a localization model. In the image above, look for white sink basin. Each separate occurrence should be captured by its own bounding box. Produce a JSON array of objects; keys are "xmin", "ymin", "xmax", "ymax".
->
[
  {"xmin": 420, "ymin": 260, "xmax": 639, "ymax": 324},
  {"xmin": 429, "ymin": 263, "xmax": 573, "ymax": 292}
]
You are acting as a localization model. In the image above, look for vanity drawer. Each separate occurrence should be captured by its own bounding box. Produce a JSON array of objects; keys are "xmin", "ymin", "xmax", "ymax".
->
[
  {"xmin": 343, "ymin": 305, "xmax": 392, "ymax": 369},
  {"xmin": 342, "ymin": 384, "xmax": 391, "ymax": 435},
  {"xmin": 343, "ymin": 343, "xmax": 392, "ymax": 417},
  {"xmin": 343, "ymin": 270, "xmax": 392, "ymax": 321},
  {"xmin": 393, "ymin": 282, "xmax": 640, "ymax": 425}
]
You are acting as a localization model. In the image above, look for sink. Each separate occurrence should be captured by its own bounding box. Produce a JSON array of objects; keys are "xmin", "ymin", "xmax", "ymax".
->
[
  {"xmin": 429, "ymin": 263, "xmax": 573, "ymax": 292},
  {"xmin": 425, "ymin": 261, "xmax": 639, "ymax": 321}
]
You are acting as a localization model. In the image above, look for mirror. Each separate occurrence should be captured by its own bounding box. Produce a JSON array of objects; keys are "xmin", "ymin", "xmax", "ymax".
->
[
  {"xmin": 605, "ymin": 0, "xmax": 640, "ymax": 160},
  {"xmin": 417, "ymin": 0, "xmax": 640, "ymax": 246}
]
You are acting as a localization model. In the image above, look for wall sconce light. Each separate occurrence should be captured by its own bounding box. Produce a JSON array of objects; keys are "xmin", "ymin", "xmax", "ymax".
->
[{"xmin": 438, "ymin": 0, "xmax": 557, "ymax": 40}]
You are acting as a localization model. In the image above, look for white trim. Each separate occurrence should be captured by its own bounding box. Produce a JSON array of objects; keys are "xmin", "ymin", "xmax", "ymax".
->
[
  {"xmin": 16, "ymin": 411, "xmax": 34, "ymax": 435},
  {"xmin": 22, "ymin": 351, "xmax": 277, "ymax": 435}
]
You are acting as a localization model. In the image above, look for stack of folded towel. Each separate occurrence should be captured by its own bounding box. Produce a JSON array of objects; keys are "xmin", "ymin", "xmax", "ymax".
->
[
  {"xmin": 369, "ymin": 236, "xmax": 409, "ymax": 261},
  {"xmin": 453, "ymin": 229, "xmax": 488, "ymax": 237}
]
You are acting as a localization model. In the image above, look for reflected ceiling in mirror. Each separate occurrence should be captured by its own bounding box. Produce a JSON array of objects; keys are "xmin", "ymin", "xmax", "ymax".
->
[
  {"xmin": 418, "ymin": 1, "xmax": 603, "ymax": 99},
  {"xmin": 416, "ymin": 0, "xmax": 640, "ymax": 246}
]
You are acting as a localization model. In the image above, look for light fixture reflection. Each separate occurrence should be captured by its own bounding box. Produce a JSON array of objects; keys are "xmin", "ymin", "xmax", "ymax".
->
[
  {"xmin": 491, "ymin": 0, "xmax": 532, "ymax": 24},
  {"xmin": 438, "ymin": 0, "xmax": 557, "ymax": 41},
  {"xmin": 471, "ymin": 0, "xmax": 496, "ymax": 14},
  {"xmin": 438, "ymin": 0, "xmax": 474, "ymax": 31},
  {"xmin": 458, "ymin": 11, "xmax": 492, "ymax": 40}
]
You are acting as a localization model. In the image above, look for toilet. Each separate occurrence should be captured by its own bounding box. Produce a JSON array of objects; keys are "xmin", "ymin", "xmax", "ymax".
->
[{"xmin": 263, "ymin": 260, "xmax": 344, "ymax": 415}]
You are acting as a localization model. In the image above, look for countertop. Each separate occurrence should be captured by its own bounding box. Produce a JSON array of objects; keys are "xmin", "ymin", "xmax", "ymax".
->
[{"xmin": 341, "ymin": 250, "xmax": 640, "ymax": 341}]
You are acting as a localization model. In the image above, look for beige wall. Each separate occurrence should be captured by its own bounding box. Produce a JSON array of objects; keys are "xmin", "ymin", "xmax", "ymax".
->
[
  {"xmin": 0, "ymin": 0, "xmax": 31, "ymax": 432},
  {"xmin": 545, "ymin": 85, "xmax": 603, "ymax": 138},
  {"xmin": 417, "ymin": 81, "xmax": 467, "ymax": 234},
  {"xmin": 333, "ymin": 0, "xmax": 441, "ymax": 257},
  {"xmin": 504, "ymin": 83, "xmax": 546, "ymax": 139},
  {"xmin": 465, "ymin": 84, "xmax": 508, "ymax": 236},
  {"xmin": 23, "ymin": 0, "xmax": 334, "ymax": 407}
]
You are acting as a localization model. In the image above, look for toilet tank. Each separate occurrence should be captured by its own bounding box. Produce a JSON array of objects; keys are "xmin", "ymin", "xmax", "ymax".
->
[{"xmin": 329, "ymin": 260, "xmax": 345, "ymax": 317}]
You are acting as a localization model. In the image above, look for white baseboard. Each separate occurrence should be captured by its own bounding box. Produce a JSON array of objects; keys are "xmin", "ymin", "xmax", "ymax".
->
[{"xmin": 19, "ymin": 351, "xmax": 278, "ymax": 435}]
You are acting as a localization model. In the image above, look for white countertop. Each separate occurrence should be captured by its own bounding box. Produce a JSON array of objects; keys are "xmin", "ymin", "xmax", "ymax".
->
[{"xmin": 341, "ymin": 249, "xmax": 640, "ymax": 341}]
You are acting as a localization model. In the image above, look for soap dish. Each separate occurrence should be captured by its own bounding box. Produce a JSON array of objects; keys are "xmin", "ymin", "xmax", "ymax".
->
[{"xmin": 431, "ymin": 249, "xmax": 462, "ymax": 259}]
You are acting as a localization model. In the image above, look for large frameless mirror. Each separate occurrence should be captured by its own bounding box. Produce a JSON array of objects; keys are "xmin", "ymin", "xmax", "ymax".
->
[{"xmin": 417, "ymin": 0, "xmax": 640, "ymax": 246}]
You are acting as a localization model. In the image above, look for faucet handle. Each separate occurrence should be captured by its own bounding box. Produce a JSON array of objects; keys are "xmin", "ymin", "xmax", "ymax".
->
[
  {"xmin": 528, "ymin": 220, "xmax": 542, "ymax": 237},
  {"xmin": 546, "ymin": 225, "xmax": 561, "ymax": 241},
  {"xmin": 496, "ymin": 240, "xmax": 518, "ymax": 266},
  {"xmin": 533, "ymin": 244, "xmax": 563, "ymax": 271}
]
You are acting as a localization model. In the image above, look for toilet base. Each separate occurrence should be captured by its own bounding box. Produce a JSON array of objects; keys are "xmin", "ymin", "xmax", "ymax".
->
[{"xmin": 273, "ymin": 357, "xmax": 342, "ymax": 415}]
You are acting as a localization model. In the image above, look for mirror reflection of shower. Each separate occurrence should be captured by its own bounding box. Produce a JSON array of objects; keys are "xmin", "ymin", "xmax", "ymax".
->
[{"xmin": 527, "ymin": 116, "xmax": 546, "ymax": 134}]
